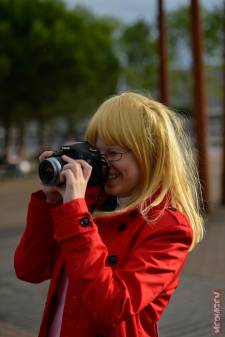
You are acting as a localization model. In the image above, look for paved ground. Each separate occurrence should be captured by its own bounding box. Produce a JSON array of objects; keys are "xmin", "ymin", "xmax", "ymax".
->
[{"xmin": 0, "ymin": 146, "xmax": 224, "ymax": 337}]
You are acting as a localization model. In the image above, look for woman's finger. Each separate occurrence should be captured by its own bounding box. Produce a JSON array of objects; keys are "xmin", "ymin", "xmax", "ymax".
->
[
  {"xmin": 62, "ymin": 162, "xmax": 83, "ymax": 179},
  {"xmin": 61, "ymin": 155, "xmax": 77, "ymax": 164},
  {"xmin": 60, "ymin": 169, "xmax": 75, "ymax": 187},
  {"xmin": 62, "ymin": 162, "xmax": 81, "ymax": 170},
  {"xmin": 72, "ymin": 160, "xmax": 92, "ymax": 181},
  {"xmin": 62, "ymin": 156, "xmax": 91, "ymax": 168},
  {"xmin": 39, "ymin": 150, "xmax": 54, "ymax": 162},
  {"xmin": 61, "ymin": 156, "xmax": 92, "ymax": 181}
]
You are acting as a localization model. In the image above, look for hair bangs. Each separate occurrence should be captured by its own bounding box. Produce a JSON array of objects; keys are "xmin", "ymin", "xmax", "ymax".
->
[{"xmin": 86, "ymin": 94, "xmax": 142, "ymax": 149}]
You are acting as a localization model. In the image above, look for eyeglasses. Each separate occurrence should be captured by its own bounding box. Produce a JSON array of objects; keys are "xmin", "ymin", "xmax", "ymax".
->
[{"xmin": 101, "ymin": 149, "xmax": 131, "ymax": 162}]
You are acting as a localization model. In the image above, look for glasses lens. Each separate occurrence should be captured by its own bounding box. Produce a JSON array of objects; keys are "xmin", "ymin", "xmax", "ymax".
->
[{"xmin": 107, "ymin": 152, "xmax": 121, "ymax": 162}]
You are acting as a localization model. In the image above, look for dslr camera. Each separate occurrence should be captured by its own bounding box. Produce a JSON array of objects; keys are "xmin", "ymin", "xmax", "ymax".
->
[{"xmin": 39, "ymin": 142, "xmax": 109, "ymax": 186}]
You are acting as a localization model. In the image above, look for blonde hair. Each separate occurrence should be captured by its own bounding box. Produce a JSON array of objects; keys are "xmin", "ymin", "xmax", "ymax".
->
[{"xmin": 85, "ymin": 91, "xmax": 205, "ymax": 251}]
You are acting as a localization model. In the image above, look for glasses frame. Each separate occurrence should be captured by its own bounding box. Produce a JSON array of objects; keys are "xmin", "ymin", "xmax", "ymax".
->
[{"xmin": 101, "ymin": 149, "xmax": 131, "ymax": 162}]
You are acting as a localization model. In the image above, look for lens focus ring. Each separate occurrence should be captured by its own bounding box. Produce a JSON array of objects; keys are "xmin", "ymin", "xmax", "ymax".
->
[{"xmin": 39, "ymin": 157, "xmax": 63, "ymax": 185}]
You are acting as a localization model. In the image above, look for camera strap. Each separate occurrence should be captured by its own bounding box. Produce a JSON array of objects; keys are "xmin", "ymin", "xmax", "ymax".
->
[
  {"xmin": 89, "ymin": 186, "xmax": 117, "ymax": 214},
  {"xmin": 89, "ymin": 185, "xmax": 105, "ymax": 214}
]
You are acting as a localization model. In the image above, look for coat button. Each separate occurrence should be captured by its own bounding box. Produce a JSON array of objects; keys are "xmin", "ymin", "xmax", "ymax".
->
[
  {"xmin": 118, "ymin": 223, "xmax": 127, "ymax": 232},
  {"xmin": 168, "ymin": 206, "xmax": 176, "ymax": 211},
  {"xmin": 80, "ymin": 216, "xmax": 91, "ymax": 227},
  {"xmin": 107, "ymin": 255, "xmax": 118, "ymax": 265}
]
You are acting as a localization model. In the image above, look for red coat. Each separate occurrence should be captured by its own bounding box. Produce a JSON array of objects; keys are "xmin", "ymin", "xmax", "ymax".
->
[{"xmin": 14, "ymin": 187, "xmax": 193, "ymax": 337}]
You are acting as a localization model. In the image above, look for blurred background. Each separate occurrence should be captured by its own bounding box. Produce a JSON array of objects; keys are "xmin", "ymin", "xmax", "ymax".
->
[{"xmin": 0, "ymin": 0, "xmax": 224, "ymax": 336}]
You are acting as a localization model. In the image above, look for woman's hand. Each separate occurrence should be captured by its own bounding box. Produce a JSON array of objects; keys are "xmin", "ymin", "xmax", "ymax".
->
[
  {"xmin": 39, "ymin": 151, "xmax": 62, "ymax": 203},
  {"xmin": 56, "ymin": 155, "xmax": 92, "ymax": 203}
]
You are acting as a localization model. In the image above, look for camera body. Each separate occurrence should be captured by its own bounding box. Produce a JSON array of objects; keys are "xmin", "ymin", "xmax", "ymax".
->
[{"xmin": 39, "ymin": 142, "xmax": 109, "ymax": 186}]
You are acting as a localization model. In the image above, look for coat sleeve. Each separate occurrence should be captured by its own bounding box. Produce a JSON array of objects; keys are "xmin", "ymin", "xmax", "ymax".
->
[
  {"xmin": 14, "ymin": 190, "xmax": 61, "ymax": 283},
  {"xmin": 14, "ymin": 186, "xmax": 103, "ymax": 283},
  {"xmin": 51, "ymin": 198, "xmax": 193, "ymax": 328}
]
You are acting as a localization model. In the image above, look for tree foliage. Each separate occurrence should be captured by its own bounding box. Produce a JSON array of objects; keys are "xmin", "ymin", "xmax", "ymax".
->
[
  {"xmin": 166, "ymin": 3, "xmax": 224, "ymax": 109},
  {"xmin": 0, "ymin": 0, "xmax": 120, "ymax": 154},
  {"xmin": 119, "ymin": 20, "xmax": 158, "ymax": 93},
  {"xmin": 119, "ymin": 3, "xmax": 223, "ymax": 102},
  {"xmin": 167, "ymin": 3, "xmax": 224, "ymax": 64},
  {"xmin": 0, "ymin": 0, "xmax": 223, "ymax": 158}
]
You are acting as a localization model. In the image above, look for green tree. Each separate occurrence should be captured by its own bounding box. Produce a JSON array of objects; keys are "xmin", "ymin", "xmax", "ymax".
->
[
  {"xmin": 167, "ymin": 4, "xmax": 223, "ymax": 64},
  {"xmin": 0, "ymin": 0, "xmax": 119, "ymax": 157},
  {"xmin": 118, "ymin": 3, "xmax": 223, "ymax": 112},
  {"xmin": 119, "ymin": 20, "xmax": 158, "ymax": 94},
  {"xmin": 167, "ymin": 3, "xmax": 224, "ymax": 110}
]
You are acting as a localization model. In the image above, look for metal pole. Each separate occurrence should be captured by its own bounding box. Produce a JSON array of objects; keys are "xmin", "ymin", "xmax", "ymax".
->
[
  {"xmin": 158, "ymin": 0, "xmax": 170, "ymax": 105},
  {"xmin": 190, "ymin": 0, "xmax": 210, "ymax": 212}
]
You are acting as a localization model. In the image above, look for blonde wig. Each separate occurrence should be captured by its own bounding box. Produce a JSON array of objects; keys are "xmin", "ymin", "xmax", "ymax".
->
[{"xmin": 85, "ymin": 92, "xmax": 205, "ymax": 251}]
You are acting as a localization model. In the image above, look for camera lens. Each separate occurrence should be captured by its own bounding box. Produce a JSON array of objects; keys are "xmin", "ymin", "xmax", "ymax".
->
[{"xmin": 39, "ymin": 157, "xmax": 62, "ymax": 185}]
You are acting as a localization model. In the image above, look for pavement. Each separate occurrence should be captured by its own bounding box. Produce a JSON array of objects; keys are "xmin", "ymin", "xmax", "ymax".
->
[{"xmin": 0, "ymin": 146, "xmax": 224, "ymax": 337}]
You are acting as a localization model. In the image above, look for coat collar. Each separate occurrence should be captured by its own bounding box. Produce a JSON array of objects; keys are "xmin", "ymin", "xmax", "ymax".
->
[{"xmin": 97, "ymin": 187, "xmax": 170, "ymax": 211}]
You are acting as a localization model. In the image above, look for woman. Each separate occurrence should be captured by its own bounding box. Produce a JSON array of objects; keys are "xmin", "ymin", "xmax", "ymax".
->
[{"xmin": 14, "ymin": 92, "xmax": 204, "ymax": 337}]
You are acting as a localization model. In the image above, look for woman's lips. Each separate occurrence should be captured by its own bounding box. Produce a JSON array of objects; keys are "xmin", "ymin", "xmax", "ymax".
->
[{"xmin": 107, "ymin": 173, "xmax": 120, "ymax": 181}]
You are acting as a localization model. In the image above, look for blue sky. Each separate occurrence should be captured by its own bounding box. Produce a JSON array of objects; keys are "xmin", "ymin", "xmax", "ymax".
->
[{"xmin": 66, "ymin": 0, "xmax": 222, "ymax": 23}]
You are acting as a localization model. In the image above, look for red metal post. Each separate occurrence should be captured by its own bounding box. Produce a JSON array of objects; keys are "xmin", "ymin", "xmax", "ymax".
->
[
  {"xmin": 158, "ymin": 0, "xmax": 170, "ymax": 105},
  {"xmin": 190, "ymin": 0, "xmax": 210, "ymax": 211}
]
